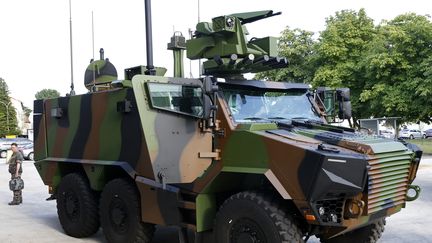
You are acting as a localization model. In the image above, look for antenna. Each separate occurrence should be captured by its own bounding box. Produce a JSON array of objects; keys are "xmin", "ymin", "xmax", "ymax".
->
[
  {"xmin": 92, "ymin": 11, "xmax": 96, "ymax": 92},
  {"xmin": 144, "ymin": 0, "xmax": 155, "ymax": 75},
  {"xmin": 69, "ymin": 0, "xmax": 75, "ymax": 95},
  {"xmin": 188, "ymin": 28, "xmax": 193, "ymax": 78},
  {"xmin": 197, "ymin": 0, "xmax": 202, "ymax": 77},
  {"xmin": 92, "ymin": 11, "xmax": 95, "ymax": 63},
  {"xmin": 197, "ymin": 0, "xmax": 201, "ymax": 22}
]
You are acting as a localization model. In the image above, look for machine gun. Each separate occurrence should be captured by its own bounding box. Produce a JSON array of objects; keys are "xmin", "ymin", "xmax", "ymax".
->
[{"xmin": 186, "ymin": 10, "xmax": 288, "ymax": 78}]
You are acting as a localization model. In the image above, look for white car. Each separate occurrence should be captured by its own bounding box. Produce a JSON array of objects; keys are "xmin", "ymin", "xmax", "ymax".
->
[
  {"xmin": 379, "ymin": 130, "xmax": 394, "ymax": 139},
  {"xmin": 0, "ymin": 138, "xmax": 32, "ymax": 158},
  {"xmin": 399, "ymin": 129, "xmax": 423, "ymax": 139},
  {"xmin": 20, "ymin": 143, "xmax": 34, "ymax": 160}
]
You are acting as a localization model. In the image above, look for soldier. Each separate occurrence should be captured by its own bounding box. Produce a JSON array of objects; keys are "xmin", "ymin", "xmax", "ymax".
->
[{"xmin": 8, "ymin": 143, "xmax": 23, "ymax": 205}]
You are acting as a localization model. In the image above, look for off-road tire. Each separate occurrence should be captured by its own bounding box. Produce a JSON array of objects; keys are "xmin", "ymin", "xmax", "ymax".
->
[
  {"xmin": 100, "ymin": 178, "xmax": 155, "ymax": 243},
  {"xmin": 215, "ymin": 191, "xmax": 303, "ymax": 243},
  {"xmin": 57, "ymin": 173, "xmax": 100, "ymax": 237},
  {"xmin": 320, "ymin": 218, "xmax": 386, "ymax": 243}
]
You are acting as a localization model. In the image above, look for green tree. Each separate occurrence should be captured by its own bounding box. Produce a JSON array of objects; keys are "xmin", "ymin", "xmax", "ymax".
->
[
  {"xmin": 0, "ymin": 77, "xmax": 19, "ymax": 136},
  {"xmin": 35, "ymin": 89, "xmax": 61, "ymax": 100},
  {"xmin": 312, "ymin": 9, "xmax": 376, "ymax": 127},
  {"xmin": 252, "ymin": 10, "xmax": 432, "ymax": 125},
  {"xmin": 359, "ymin": 13, "xmax": 432, "ymax": 123},
  {"xmin": 255, "ymin": 27, "xmax": 316, "ymax": 83}
]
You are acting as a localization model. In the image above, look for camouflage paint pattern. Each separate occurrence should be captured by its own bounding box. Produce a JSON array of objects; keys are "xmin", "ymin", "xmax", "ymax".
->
[
  {"xmin": 34, "ymin": 87, "xmax": 155, "ymax": 192},
  {"xmin": 131, "ymin": 75, "xmax": 213, "ymax": 184},
  {"xmin": 34, "ymin": 75, "xmax": 421, "ymax": 237},
  {"xmin": 33, "ymin": 8, "xmax": 422, "ymax": 240},
  {"xmin": 84, "ymin": 59, "xmax": 118, "ymax": 90}
]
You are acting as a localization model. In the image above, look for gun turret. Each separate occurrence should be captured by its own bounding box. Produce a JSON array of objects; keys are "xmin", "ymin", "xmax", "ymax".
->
[{"xmin": 186, "ymin": 10, "xmax": 288, "ymax": 79}]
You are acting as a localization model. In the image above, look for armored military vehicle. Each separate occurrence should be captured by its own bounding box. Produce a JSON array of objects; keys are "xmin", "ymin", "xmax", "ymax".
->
[{"xmin": 34, "ymin": 1, "xmax": 421, "ymax": 242}]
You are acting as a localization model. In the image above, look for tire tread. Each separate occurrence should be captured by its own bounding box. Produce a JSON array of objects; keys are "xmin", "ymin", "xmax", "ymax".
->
[
  {"xmin": 100, "ymin": 178, "xmax": 155, "ymax": 243},
  {"xmin": 57, "ymin": 173, "xmax": 100, "ymax": 238},
  {"xmin": 320, "ymin": 218, "xmax": 386, "ymax": 243},
  {"xmin": 216, "ymin": 191, "xmax": 303, "ymax": 242}
]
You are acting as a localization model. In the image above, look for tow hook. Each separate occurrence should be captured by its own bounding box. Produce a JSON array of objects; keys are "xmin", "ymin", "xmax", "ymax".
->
[
  {"xmin": 406, "ymin": 184, "xmax": 421, "ymax": 201},
  {"xmin": 345, "ymin": 199, "xmax": 365, "ymax": 218}
]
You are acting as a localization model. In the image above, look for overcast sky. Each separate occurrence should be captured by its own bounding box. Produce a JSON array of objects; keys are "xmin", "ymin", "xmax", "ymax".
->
[{"xmin": 0, "ymin": 0, "xmax": 430, "ymax": 109}]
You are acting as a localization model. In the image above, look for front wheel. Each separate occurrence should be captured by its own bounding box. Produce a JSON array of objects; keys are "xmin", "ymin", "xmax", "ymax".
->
[
  {"xmin": 215, "ymin": 191, "xmax": 303, "ymax": 243},
  {"xmin": 410, "ymin": 134, "xmax": 414, "ymax": 139},
  {"xmin": 57, "ymin": 173, "xmax": 100, "ymax": 237},
  {"xmin": 0, "ymin": 150, "xmax": 6, "ymax": 158},
  {"xmin": 100, "ymin": 178, "xmax": 155, "ymax": 243},
  {"xmin": 28, "ymin": 152, "xmax": 34, "ymax": 161},
  {"xmin": 320, "ymin": 218, "xmax": 386, "ymax": 243}
]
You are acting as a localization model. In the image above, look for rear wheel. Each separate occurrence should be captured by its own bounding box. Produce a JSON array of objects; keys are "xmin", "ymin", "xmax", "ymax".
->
[
  {"xmin": 320, "ymin": 218, "xmax": 386, "ymax": 243},
  {"xmin": 410, "ymin": 134, "xmax": 414, "ymax": 139},
  {"xmin": 57, "ymin": 173, "xmax": 100, "ymax": 237},
  {"xmin": 215, "ymin": 191, "xmax": 303, "ymax": 243},
  {"xmin": 423, "ymin": 134, "xmax": 426, "ymax": 139},
  {"xmin": 28, "ymin": 152, "xmax": 34, "ymax": 161},
  {"xmin": 100, "ymin": 178, "xmax": 155, "ymax": 243},
  {"xmin": 0, "ymin": 150, "xmax": 6, "ymax": 158}
]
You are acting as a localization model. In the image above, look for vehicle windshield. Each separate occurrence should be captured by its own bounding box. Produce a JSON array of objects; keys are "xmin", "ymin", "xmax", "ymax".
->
[{"xmin": 221, "ymin": 88, "xmax": 321, "ymax": 123}]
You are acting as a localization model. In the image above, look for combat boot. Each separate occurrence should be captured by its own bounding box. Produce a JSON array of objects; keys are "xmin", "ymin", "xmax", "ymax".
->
[
  {"xmin": 13, "ymin": 191, "xmax": 22, "ymax": 204},
  {"xmin": 8, "ymin": 201, "xmax": 19, "ymax": 206}
]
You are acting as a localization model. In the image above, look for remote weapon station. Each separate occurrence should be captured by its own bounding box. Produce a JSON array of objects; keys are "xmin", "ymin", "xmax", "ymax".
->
[{"xmin": 34, "ymin": 1, "xmax": 421, "ymax": 242}]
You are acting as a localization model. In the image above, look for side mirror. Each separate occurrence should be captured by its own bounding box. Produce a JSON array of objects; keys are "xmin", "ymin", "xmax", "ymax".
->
[
  {"xmin": 336, "ymin": 88, "xmax": 352, "ymax": 119},
  {"xmin": 316, "ymin": 87, "xmax": 335, "ymax": 114},
  {"xmin": 202, "ymin": 76, "xmax": 218, "ymax": 120},
  {"xmin": 202, "ymin": 95, "xmax": 214, "ymax": 120},
  {"xmin": 203, "ymin": 76, "xmax": 219, "ymax": 95}
]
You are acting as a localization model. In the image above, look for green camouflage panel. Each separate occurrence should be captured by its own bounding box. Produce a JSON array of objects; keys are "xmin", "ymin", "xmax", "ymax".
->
[
  {"xmin": 130, "ymin": 75, "xmax": 215, "ymax": 226},
  {"xmin": 131, "ymin": 75, "xmax": 213, "ymax": 184},
  {"xmin": 34, "ymin": 87, "xmax": 154, "ymax": 193},
  {"xmin": 84, "ymin": 59, "xmax": 118, "ymax": 90}
]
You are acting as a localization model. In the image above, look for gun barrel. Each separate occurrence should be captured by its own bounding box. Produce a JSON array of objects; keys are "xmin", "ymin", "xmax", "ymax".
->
[
  {"xmin": 270, "ymin": 57, "xmax": 288, "ymax": 68},
  {"xmin": 241, "ymin": 54, "xmax": 255, "ymax": 65},
  {"xmin": 253, "ymin": 55, "xmax": 269, "ymax": 65},
  {"xmin": 229, "ymin": 54, "xmax": 238, "ymax": 66},
  {"xmin": 214, "ymin": 55, "xmax": 224, "ymax": 66}
]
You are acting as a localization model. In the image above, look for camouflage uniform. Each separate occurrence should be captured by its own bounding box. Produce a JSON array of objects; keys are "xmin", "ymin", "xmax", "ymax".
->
[{"xmin": 8, "ymin": 151, "xmax": 24, "ymax": 204}]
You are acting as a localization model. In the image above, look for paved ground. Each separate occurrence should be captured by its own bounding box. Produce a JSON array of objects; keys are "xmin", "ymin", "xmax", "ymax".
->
[{"xmin": 0, "ymin": 156, "xmax": 431, "ymax": 243}]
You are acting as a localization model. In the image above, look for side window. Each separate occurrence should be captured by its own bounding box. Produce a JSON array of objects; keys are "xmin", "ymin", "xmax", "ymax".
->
[{"xmin": 147, "ymin": 82, "xmax": 204, "ymax": 118}]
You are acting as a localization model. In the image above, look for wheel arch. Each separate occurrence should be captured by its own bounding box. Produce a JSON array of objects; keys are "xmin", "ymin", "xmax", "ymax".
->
[
  {"xmin": 82, "ymin": 164, "xmax": 134, "ymax": 191},
  {"xmin": 36, "ymin": 158, "xmax": 136, "ymax": 193},
  {"xmin": 196, "ymin": 169, "xmax": 300, "ymax": 232}
]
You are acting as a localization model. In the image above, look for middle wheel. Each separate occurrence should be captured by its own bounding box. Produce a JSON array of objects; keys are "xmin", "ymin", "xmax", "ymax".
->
[{"xmin": 99, "ymin": 178, "xmax": 155, "ymax": 243}]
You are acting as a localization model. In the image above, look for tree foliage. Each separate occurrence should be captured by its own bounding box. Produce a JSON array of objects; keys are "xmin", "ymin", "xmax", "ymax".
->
[
  {"xmin": 311, "ymin": 9, "xmax": 376, "ymax": 126},
  {"xmin": 359, "ymin": 13, "xmax": 432, "ymax": 123},
  {"xmin": 0, "ymin": 77, "xmax": 19, "ymax": 136},
  {"xmin": 255, "ymin": 27, "xmax": 315, "ymax": 83},
  {"xmin": 35, "ymin": 89, "xmax": 61, "ymax": 100},
  {"xmin": 256, "ymin": 9, "xmax": 432, "ymax": 125}
]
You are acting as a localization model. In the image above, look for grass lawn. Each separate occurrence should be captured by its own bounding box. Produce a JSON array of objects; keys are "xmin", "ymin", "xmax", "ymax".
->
[{"xmin": 406, "ymin": 139, "xmax": 432, "ymax": 154}]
